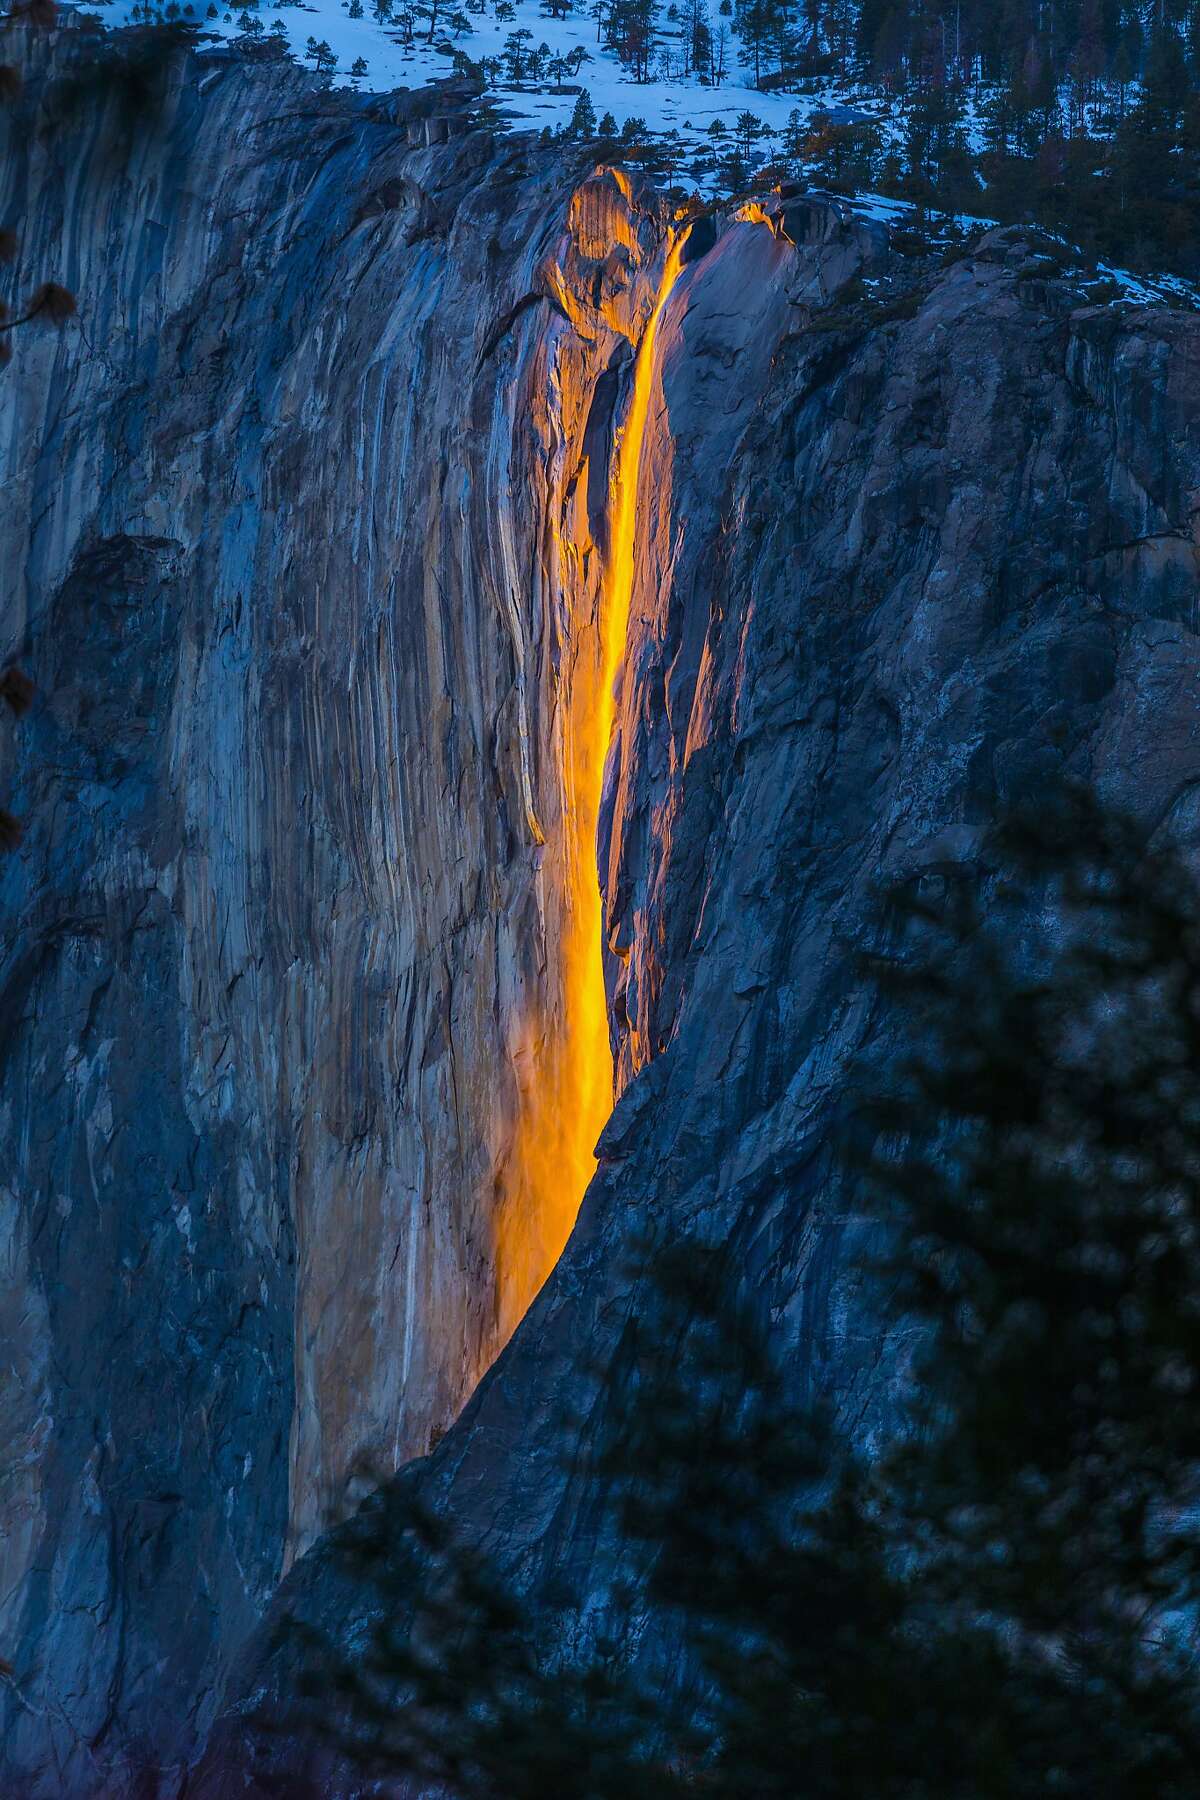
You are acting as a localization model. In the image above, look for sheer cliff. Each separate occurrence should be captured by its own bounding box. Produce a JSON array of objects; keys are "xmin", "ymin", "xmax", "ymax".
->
[
  {"xmin": 0, "ymin": 31, "xmax": 675, "ymax": 1789},
  {"xmin": 4, "ymin": 24, "xmax": 1200, "ymax": 1800}
]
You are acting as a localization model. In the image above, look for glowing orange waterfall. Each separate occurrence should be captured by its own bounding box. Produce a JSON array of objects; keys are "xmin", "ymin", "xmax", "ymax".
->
[
  {"xmin": 598, "ymin": 226, "xmax": 691, "ymax": 747},
  {"xmin": 491, "ymin": 224, "xmax": 691, "ymax": 1346}
]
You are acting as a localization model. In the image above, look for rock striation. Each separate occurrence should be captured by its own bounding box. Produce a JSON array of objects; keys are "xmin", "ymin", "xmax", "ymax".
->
[
  {"xmin": 0, "ymin": 30, "xmax": 669, "ymax": 1791},
  {"xmin": 5, "ymin": 21, "xmax": 1200, "ymax": 1798}
]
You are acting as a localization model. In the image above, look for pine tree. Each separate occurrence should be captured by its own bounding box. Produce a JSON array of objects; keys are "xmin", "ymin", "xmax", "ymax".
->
[
  {"xmin": 569, "ymin": 87, "xmax": 597, "ymax": 133},
  {"xmin": 681, "ymin": 0, "xmax": 708, "ymax": 73},
  {"xmin": 733, "ymin": 105, "xmax": 763, "ymax": 154},
  {"xmin": 1067, "ymin": 0, "xmax": 1104, "ymax": 133},
  {"xmin": 606, "ymin": 0, "xmax": 658, "ymax": 78},
  {"xmin": 855, "ymin": 0, "xmax": 892, "ymax": 64},
  {"xmin": 1114, "ymin": 16, "xmax": 1194, "ymax": 256},
  {"xmin": 870, "ymin": 5, "xmax": 906, "ymax": 90},
  {"xmin": 735, "ymin": 0, "xmax": 783, "ymax": 86}
]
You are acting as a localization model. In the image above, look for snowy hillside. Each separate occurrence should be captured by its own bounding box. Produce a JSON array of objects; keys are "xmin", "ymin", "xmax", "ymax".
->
[
  {"xmin": 82, "ymin": 0, "xmax": 897, "ymax": 184},
  {"xmin": 68, "ymin": 0, "xmax": 1200, "ymax": 289}
]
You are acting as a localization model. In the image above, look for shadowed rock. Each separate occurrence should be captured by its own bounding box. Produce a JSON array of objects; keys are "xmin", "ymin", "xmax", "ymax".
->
[{"xmin": 4, "ymin": 21, "xmax": 1200, "ymax": 1799}]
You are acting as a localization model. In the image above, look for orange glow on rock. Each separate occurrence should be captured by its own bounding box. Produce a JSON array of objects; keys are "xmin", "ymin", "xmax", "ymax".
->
[{"xmin": 490, "ymin": 221, "xmax": 691, "ymax": 1348}]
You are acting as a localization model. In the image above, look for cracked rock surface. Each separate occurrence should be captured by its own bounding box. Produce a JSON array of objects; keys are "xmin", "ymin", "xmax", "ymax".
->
[
  {"xmin": 5, "ymin": 24, "xmax": 1200, "ymax": 1798},
  {"xmin": 1, "ymin": 34, "xmax": 668, "ymax": 1792}
]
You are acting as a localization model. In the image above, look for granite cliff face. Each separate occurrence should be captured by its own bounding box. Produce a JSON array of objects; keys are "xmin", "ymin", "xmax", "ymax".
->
[
  {"xmin": 5, "ymin": 23, "xmax": 1200, "ymax": 1798},
  {"xmin": 0, "ymin": 33, "xmax": 672, "ymax": 1790}
]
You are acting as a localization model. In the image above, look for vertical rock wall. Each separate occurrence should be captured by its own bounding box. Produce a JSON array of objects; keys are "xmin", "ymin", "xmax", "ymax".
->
[
  {"xmin": 9, "ymin": 26, "xmax": 1200, "ymax": 1798},
  {"xmin": 198, "ymin": 188, "xmax": 1200, "ymax": 1797},
  {"xmin": 0, "ymin": 31, "xmax": 674, "ymax": 1793}
]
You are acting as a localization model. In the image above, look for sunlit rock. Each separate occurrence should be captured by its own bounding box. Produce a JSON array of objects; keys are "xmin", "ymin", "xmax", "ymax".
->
[{"xmin": 4, "ymin": 23, "xmax": 1200, "ymax": 1798}]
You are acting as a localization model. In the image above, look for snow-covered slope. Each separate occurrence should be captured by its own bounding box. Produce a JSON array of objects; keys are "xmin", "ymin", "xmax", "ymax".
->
[
  {"xmin": 84, "ymin": 0, "xmax": 884, "ymax": 171},
  {"xmin": 67, "ymin": 0, "xmax": 1200, "ymax": 308}
]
